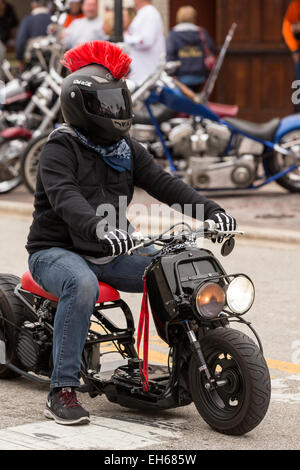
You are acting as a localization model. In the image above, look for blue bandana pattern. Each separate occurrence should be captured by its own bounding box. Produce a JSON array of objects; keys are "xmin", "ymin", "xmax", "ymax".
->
[{"xmin": 73, "ymin": 127, "xmax": 131, "ymax": 173}]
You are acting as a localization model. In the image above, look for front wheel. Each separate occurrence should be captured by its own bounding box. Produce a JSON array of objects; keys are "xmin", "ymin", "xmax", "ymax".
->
[
  {"xmin": 265, "ymin": 130, "xmax": 300, "ymax": 192},
  {"xmin": 189, "ymin": 328, "xmax": 271, "ymax": 436},
  {"xmin": 0, "ymin": 138, "xmax": 28, "ymax": 194},
  {"xmin": 20, "ymin": 132, "xmax": 49, "ymax": 194}
]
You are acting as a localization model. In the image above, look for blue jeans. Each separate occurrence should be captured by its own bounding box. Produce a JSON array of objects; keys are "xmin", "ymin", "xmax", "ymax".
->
[{"xmin": 28, "ymin": 246, "xmax": 156, "ymax": 389}]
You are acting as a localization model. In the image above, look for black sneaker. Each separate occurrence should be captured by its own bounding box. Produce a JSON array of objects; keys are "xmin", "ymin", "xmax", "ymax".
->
[{"xmin": 44, "ymin": 387, "xmax": 90, "ymax": 425}]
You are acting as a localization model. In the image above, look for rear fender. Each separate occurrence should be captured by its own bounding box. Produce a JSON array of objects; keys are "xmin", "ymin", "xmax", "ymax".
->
[{"xmin": 274, "ymin": 114, "xmax": 300, "ymax": 143}]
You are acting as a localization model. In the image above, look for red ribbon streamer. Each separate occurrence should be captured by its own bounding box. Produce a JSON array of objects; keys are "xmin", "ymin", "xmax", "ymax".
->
[{"xmin": 137, "ymin": 279, "xmax": 149, "ymax": 392}]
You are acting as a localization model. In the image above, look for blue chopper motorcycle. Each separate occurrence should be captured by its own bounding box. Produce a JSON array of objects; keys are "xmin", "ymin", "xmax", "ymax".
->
[{"xmin": 130, "ymin": 63, "xmax": 300, "ymax": 193}]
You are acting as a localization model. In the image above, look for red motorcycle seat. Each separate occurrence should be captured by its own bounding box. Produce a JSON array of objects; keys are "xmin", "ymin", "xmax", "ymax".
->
[
  {"xmin": 21, "ymin": 270, "xmax": 120, "ymax": 303},
  {"xmin": 1, "ymin": 127, "xmax": 32, "ymax": 140},
  {"xmin": 208, "ymin": 102, "xmax": 239, "ymax": 118}
]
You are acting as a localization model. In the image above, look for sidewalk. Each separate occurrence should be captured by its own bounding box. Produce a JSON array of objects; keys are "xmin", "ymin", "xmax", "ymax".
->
[{"xmin": 0, "ymin": 183, "xmax": 299, "ymax": 245}]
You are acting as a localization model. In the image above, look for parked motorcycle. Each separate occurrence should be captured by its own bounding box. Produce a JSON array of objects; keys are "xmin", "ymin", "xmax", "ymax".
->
[
  {"xmin": 19, "ymin": 25, "xmax": 239, "ymax": 194},
  {"xmin": 129, "ymin": 23, "xmax": 300, "ymax": 193},
  {"xmin": 0, "ymin": 63, "xmax": 48, "ymax": 193},
  {"xmin": 0, "ymin": 222, "xmax": 271, "ymax": 436},
  {"xmin": 0, "ymin": 0, "xmax": 65, "ymax": 194},
  {"xmin": 0, "ymin": 64, "xmax": 63, "ymax": 194},
  {"xmin": 130, "ymin": 62, "xmax": 300, "ymax": 193},
  {"xmin": 0, "ymin": 66, "xmax": 44, "ymax": 120},
  {"xmin": 0, "ymin": 27, "xmax": 64, "ymax": 128},
  {"xmin": 20, "ymin": 69, "xmax": 240, "ymax": 194}
]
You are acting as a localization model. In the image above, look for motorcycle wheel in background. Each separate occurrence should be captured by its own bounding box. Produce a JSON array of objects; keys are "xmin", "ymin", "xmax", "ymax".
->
[
  {"xmin": 0, "ymin": 137, "xmax": 30, "ymax": 194},
  {"xmin": 265, "ymin": 130, "xmax": 300, "ymax": 192},
  {"xmin": 20, "ymin": 132, "xmax": 49, "ymax": 194},
  {"xmin": 189, "ymin": 328, "xmax": 271, "ymax": 436}
]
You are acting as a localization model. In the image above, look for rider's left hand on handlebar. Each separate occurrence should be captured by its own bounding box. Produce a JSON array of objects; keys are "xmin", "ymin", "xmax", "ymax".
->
[{"xmin": 207, "ymin": 211, "xmax": 237, "ymax": 243}]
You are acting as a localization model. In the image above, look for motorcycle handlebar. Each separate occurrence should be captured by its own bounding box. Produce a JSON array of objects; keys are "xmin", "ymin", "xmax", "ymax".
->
[
  {"xmin": 127, "ymin": 222, "xmax": 244, "ymax": 255},
  {"xmin": 131, "ymin": 61, "xmax": 181, "ymax": 105}
]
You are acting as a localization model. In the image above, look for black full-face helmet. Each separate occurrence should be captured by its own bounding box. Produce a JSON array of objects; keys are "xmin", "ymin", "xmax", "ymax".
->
[{"xmin": 60, "ymin": 41, "xmax": 133, "ymax": 144}]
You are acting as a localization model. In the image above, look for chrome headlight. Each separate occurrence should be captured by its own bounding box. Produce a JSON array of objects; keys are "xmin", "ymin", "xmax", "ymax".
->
[
  {"xmin": 194, "ymin": 282, "xmax": 225, "ymax": 319},
  {"xmin": 226, "ymin": 275, "xmax": 255, "ymax": 314}
]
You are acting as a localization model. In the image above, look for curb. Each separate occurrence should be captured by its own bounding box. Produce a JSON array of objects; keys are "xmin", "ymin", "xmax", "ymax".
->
[
  {"xmin": 128, "ymin": 214, "xmax": 300, "ymax": 246},
  {"xmin": 0, "ymin": 200, "xmax": 33, "ymax": 217},
  {"xmin": 237, "ymin": 226, "xmax": 300, "ymax": 246},
  {"xmin": 0, "ymin": 200, "xmax": 299, "ymax": 245}
]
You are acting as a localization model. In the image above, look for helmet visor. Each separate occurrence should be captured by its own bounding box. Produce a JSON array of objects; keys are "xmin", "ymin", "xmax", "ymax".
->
[{"xmin": 81, "ymin": 88, "xmax": 132, "ymax": 120}]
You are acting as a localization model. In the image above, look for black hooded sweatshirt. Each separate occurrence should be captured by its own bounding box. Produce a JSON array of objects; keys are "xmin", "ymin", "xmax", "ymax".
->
[{"xmin": 26, "ymin": 127, "xmax": 224, "ymax": 259}]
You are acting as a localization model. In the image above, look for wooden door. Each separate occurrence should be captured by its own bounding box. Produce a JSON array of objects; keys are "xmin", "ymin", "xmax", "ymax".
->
[{"xmin": 214, "ymin": 0, "xmax": 295, "ymax": 121}]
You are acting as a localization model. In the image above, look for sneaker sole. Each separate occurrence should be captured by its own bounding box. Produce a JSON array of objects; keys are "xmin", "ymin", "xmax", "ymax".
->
[{"xmin": 44, "ymin": 408, "xmax": 90, "ymax": 425}]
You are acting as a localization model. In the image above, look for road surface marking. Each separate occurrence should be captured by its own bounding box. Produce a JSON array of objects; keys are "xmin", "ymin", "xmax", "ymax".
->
[
  {"xmin": 0, "ymin": 415, "xmax": 184, "ymax": 450},
  {"xmin": 99, "ymin": 337, "xmax": 300, "ymax": 375}
]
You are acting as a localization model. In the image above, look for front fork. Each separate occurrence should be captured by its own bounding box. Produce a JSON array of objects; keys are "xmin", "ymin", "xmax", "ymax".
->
[{"xmin": 184, "ymin": 320, "xmax": 227, "ymax": 392}]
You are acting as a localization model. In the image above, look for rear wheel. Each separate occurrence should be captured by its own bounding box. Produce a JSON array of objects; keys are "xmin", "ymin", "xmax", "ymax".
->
[
  {"xmin": 265, "ymin": 130, "xmax": 300, "ymax": 192},
  {"xmin": 189, "ymin": 328, "xmax": 271, "ymax": 436},
  {"xmin": 0, "ymin": 274, "xmax": 27, "ymax": 378}
]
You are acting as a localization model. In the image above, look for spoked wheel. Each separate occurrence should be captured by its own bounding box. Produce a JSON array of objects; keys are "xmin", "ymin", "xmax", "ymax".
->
[
  {"xmin": 265, "ymin": 130, "xmax": 300, "ymax": 192},
  {"xmin": 20, "ymin": 132, "xmax": 48, "ymax": 193},
  {"xmin": 0, "ymin": 138, "xmax": 28, "ymax": 194},
  {"xmin": 189, "ymin": 328, "xmax": 271, "ymax": 436}
]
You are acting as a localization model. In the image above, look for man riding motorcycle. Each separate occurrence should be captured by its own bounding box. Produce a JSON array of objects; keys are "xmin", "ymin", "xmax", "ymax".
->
[{"xmin": 25, "ymin": 40, "xmax": 237, "ymax": 425}]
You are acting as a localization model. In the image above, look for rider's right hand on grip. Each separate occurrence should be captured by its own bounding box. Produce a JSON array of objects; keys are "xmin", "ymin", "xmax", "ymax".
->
[{"xmin": 96, "ymin": 221, "xmax": 134, "ymax": 256}]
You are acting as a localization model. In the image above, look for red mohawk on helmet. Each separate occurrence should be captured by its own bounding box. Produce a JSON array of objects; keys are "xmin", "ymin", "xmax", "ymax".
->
[{"xmin": 61, "ymin": 41, "xmax": 132, "ymax": 79}]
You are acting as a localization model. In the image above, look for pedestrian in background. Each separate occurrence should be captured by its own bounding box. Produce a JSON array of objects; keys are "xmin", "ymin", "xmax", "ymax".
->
[
  {"xmin": 282, "ymin": 0, "xmax": 300, "ymax": 111},
  {"xmin": 166, "ymin": 5, "xmax": 216, "ymax": 92},
  {"xmin": 102, "ymin": 9, "xmax": 114, "ymax": 37},
  {"xmin": 102, "ymin": 5, "xmax": 135, "ymax": 41},
  {"xmin": 62, "ymin": 0, "xmax": 84, "ymax": 29},
  {"xmin": 124, "ymin": 0, "xmax": 165, "ymax": 85},
  {"xmin": 123, "ymin": 5, "xmax": 136, "ymax": 32},
  {"xmin": 63, "ymin": 0, "xmax": 106, "ymax": 50},
  {"xmin": 15, "ymin": 0, "xmax": 51, "ymax": 63}
]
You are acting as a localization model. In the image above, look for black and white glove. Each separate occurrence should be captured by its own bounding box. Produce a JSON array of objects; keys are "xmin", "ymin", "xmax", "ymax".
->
[
  {"xmin": 96, "ymin": 221, "xmax": 134, "ymax": 256},
  {"xmin": 207, "ymin": 212, "xmax": 237, "ymax": 243}
]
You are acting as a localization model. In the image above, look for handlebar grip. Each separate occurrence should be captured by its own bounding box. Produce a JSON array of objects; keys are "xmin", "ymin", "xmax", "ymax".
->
[{"xmin": 204, "ymin": 220, "xmax": 217, "ymax": 231}]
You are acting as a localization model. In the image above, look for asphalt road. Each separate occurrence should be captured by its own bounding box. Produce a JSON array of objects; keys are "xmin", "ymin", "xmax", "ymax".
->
[{"xmin": 0, "ymin": 212, "xmax": 299, "ymax": 450}]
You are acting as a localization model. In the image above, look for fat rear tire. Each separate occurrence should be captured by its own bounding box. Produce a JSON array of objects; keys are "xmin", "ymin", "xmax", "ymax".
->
[
  {"xmin": 189, "ymin": 328, "xmax": 271, "ymax": 436},
  {"xmin": 0, "ymin": 274, "xmax": 27, "ymax": 378}
]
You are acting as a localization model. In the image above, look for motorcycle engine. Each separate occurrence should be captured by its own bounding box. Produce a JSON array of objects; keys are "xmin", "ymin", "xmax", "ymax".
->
[
  {"xmin": 16, "ymin": 321, "xmax": 52, "ymax": 375},
  {"xmin": 185, "ymin": 154, "xmax": 257, "ymax": 189},
  {"xmin": 168, "ymin": 120, "xmax": 232, "ymax": 158},
  {"xmin": 191, "ymin": 121, "xmax": 232, "ymax": 156},
  {"xmin": 130, "ymin": 124, "xmax": 157, "ymax": 143}
]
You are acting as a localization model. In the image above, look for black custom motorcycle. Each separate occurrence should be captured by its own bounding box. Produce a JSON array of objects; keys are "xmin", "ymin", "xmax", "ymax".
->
[{"xmin": 0, "ymin": 222, "xmax": 271, "ymax": 436}]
